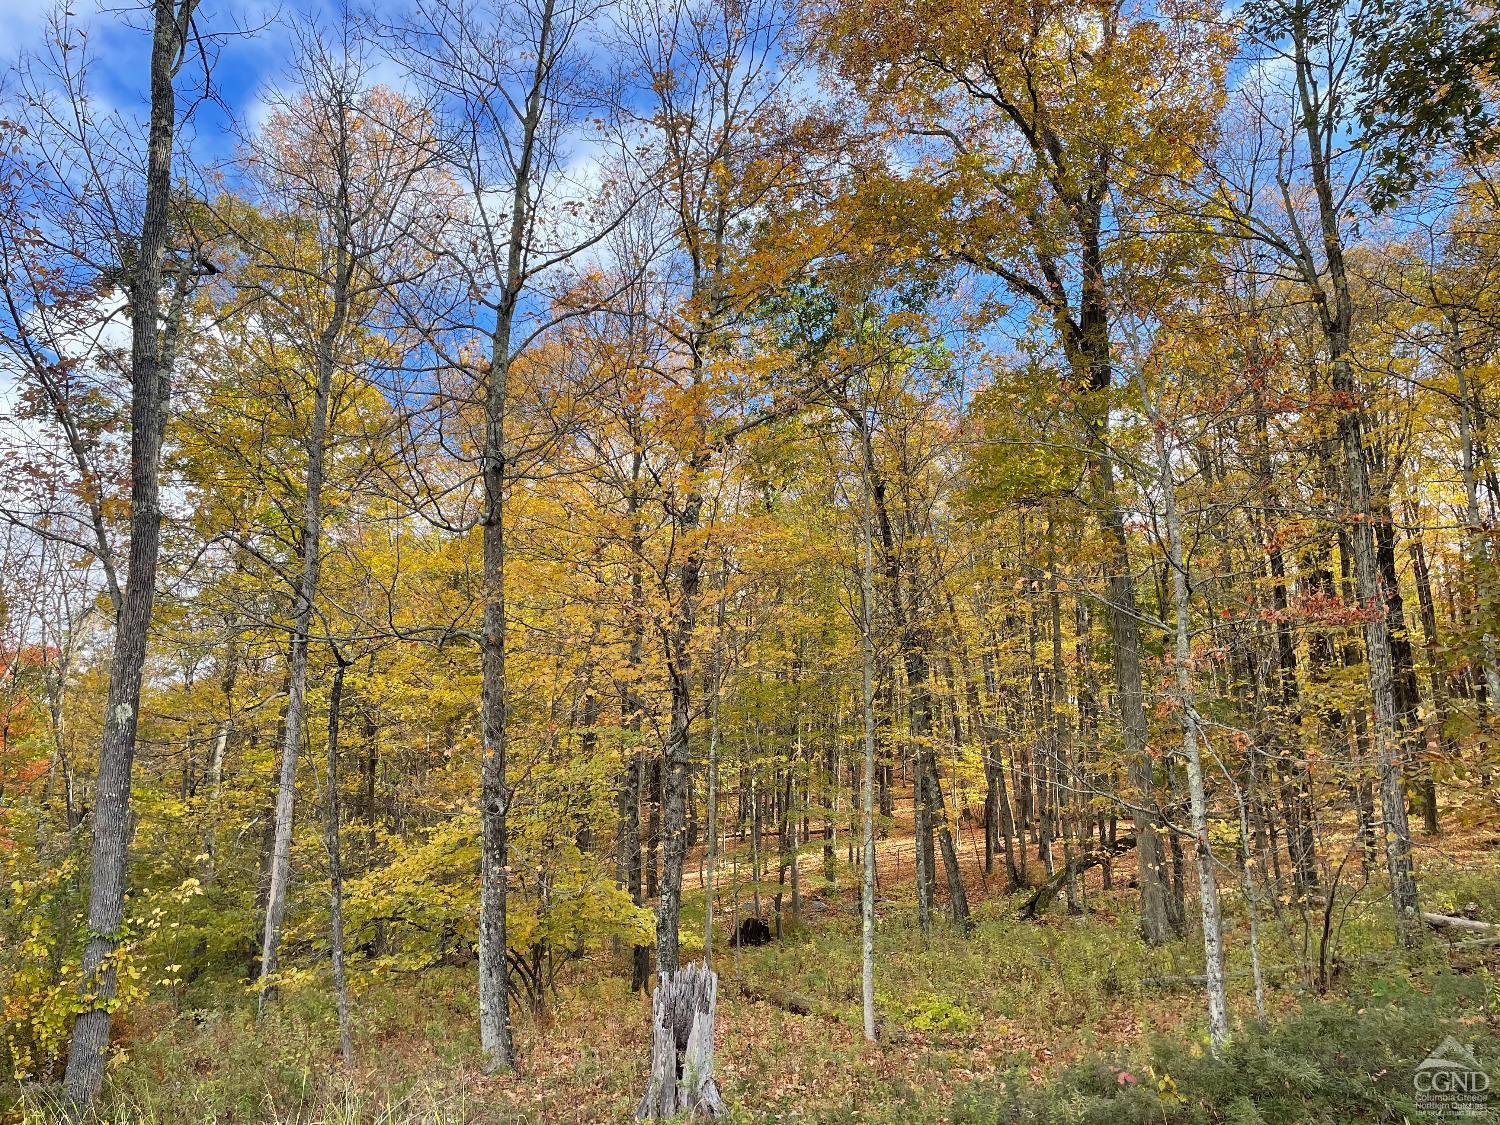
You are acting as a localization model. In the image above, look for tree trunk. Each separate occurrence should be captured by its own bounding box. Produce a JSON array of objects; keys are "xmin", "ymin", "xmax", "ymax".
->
[
  {"xmin": 974, "ymin": 641, "xmax": 1019, "ymax": 886},
  {"xmin": 258, "ymin": 294, "xmax": 342, "ymax": 1016},
  {"xmin": 1288, "ymin": 11, "xmax": 1421, "ymax": 945},
  {"xmin": 1104, "ymin": 501, "xmax": 1177, "ymax": 944},
  {"xmin": 476, "ymin": 0, "xmax": 560, "ymax": 1069},
  {"xmin": 64, "ymin": 1, "xmax": 197, "ymax": 1105},
  {"xmin": 656, "ymin": 487, "xmax": 704, "ymax": 976},
  {"xmin": 1072, "ymin": 298, "xmax": 1176, "ymax": 943},
  {"xmin": 704, "ymin": 669, "xmax": 721, "ymax": 969},
  {"xmin": 477, "ymin": 378, "xmax": 514, "ymax": 1071},
  {"xmin": 859, "ymin": 469, "xmax": 878, "ymax": 1042},
  {"xmin": 1405, "ymin": 497, "xmax": 1447, "ymax": 834},
  {"xmin": 323, "ymin": 657, "xmax": 354, "ymax": 1068},
  {"xmin": 1253, "ymin": 383, "xmax": 1319, "ymax": 897},
  {"xmin": 1047, "ymin": 541, "xmax": 1079, "ymax": 912},
  {"xmin": 1150, "ymin": 407, "xmax": 1228, "ymax": 1050},
  {"xmin": 1456, "ymin": 349, "xmax": 1500, "ymax": 712},
  {"xmin": 847, "ymin": 410, "xmax": 968, "ymax": 930},
  {"xmin": 1333, "ymin": 371, "xmax": 1422, "ymax": 944}
]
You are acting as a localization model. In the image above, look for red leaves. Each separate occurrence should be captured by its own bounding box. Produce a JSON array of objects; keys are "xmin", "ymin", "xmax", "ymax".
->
[{"xmin": 1262, "ymin": 589, "xmax": 1377, "ymax": 628}]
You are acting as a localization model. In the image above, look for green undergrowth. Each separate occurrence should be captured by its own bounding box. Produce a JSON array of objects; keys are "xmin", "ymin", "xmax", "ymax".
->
[
  {"xmin": 944, "ymin": 976, "xmax": 1500, "ymax": 1125},
  {"xmin": 9, "ymin": 857, "xmax": 1500, "ymax": 1123}
]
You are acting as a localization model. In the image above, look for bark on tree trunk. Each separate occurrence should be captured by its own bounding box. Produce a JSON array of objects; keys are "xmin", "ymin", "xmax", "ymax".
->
[
  {"xmin": 323, "ymin": 657, "xmax": 355, "ymax": 1068},
  {"xmin": 474, "ymin": 3, "xmax": 561, "ymax": 1072},
  {"xmin": 1405, "ymin": 497, "xmax": 1447, "ymax": 835},
  {"xmin": 1286, "ymin": 11, "xmax": 1421, "ymax": 945},
  {"xmin": 616, "ymin": 447, "xmax": 651, "ymax": 985},
  {"xmin": 859, "ymin": 468, "xmax": 878, "ymax": 1042},
  {"xmin": 477, "ymin": 391, "xmax": 514, "ymax": 1071},
  {"xmin": 656, "ymin": 485, "xmax": 705, "ymax": 976},
  {"xmin": 704, "ymin": 671, "xmax": 721, "ymax": 969},
  {"xmin": 1376, "ymin": 502, "xmax": 1430, "ymax": 829},
  {"xmin": 637, "ymin": 962, "xmax": 725, "ymax": 1119},
  {"xmin": 1072, "ymin": 299, "xmax": 1176, "ymax": 943},
  {"xmin": 1253, "ymin": 384, "xmax": 1320, "ymax": 898},
  {"xmin": 1456, "ymin": 350, "xmax": 1500, "ymax": 713},
  {"xmin": 258, "ymin": 294, "xmax": 342, "ymax": 1016},
  {"xmin": 1047, "ymin": 556, "xmax": 1080, "ymax": 914},
  {"xmin": 1104, "ymin": 507, "xmax": 1177, "ymax": 945},
  {"xmin": 846, "ymin": 410, "xmax": 969, "ymax": 930},
  {"xmin": 1333, "ymin": 365, "xmax": 1422, "ymax": 944},
  {"xmin": 981, "ymin": 647, "xmax": 1021, "ymax": 887},
  {"xmin": 64, "ymin": 2, "xmax": 198, "ymax": 1106},
  {"xmin": 1149, "ymin": 405, "xmax": 1228, "ymax": 1050}
]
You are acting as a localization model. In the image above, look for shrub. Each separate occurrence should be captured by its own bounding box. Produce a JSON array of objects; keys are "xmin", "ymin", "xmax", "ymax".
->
[{"xmin": 952, "ymin": 982, "xmax": 1499, "ymax": 1125}]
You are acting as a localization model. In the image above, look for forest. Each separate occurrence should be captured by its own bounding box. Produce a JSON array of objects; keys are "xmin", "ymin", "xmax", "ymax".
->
[{"xmin": 3, "ymin": 0, "xmax": 1500, "ymax": 1120}]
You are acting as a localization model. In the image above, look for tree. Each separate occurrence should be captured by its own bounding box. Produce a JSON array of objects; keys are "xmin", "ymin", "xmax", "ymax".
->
[
  {"xmin": 242, "ymin": 22, "xmax": 450, "ymax": 1017},
  {"xmin": 43, "ymin": 0, "xmax": 208, "ymax": 1108},
  {"xmin": 1220, "ymin": 0, "xmax": 1423, "ymax": 946},
  {"xmin": 393, "ymin": 0, "xmax": 626, "ymax": 1069},
  {"xmin": 817, "ymin": 0, "xmax": 1231, "ymax": 944},
  {"xmin": 618, "ymin": 0, "xmax": 825, "ymax": 977}
]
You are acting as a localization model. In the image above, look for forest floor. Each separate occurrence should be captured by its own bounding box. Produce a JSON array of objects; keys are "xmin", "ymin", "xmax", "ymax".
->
[{"xmin": 43, "ymin": 801, "xmax": 1500, "ymax": 1123}]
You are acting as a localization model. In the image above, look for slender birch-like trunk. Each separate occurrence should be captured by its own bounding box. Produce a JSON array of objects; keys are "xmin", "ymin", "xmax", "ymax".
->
[
  {"xmin": 258, "ymin": 307, "xmax": 340, "ymax": 1013},
  {"xmin": 858, "ymin": 436, "xmax": 879, "ymax": 1043},
  {"xmin": 704, "ymin": 611, "xmax": 724, "ymax": 967},
  {"xmin": 1151, "ymin": 410, "xmax": 1229, "ymax": 1050}
]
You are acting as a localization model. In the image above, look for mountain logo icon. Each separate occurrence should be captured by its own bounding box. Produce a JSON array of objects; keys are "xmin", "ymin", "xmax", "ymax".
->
[
  {"xmin": 1415, "ymin": 1036, "xmax": 1491, "ymax": 1107},
  {"xmin": 1418, "ymin": 1038, "xmax": 1484, "ymax": 1074}
]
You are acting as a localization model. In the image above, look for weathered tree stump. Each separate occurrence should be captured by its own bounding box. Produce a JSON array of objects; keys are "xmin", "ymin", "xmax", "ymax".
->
[
  {"xmin": 731, "ymin": 915, "xmax": 773, "ymax": 947},
  {"xmin": 637, "ymin": 961, "xmax": 725, "ymax": 1120}
]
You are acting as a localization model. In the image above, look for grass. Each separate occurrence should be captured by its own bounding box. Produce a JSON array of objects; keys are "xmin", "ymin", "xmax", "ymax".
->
[{"xmin": 10, "ymin": 836, "xmax": 1500, "ymax": 1123}]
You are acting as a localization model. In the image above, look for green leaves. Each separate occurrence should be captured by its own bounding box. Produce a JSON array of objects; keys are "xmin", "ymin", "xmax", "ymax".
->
[{"xmin": 1357, "ymin": 0, "xmax": 1500, "ymax": 208}]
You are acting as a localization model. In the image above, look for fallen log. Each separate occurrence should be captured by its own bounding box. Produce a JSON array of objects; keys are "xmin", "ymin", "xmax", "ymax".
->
[
  {"xmin": 1448, "ymin": 936, "xmax": 1500, "ymax": 953},
  {"xmin": 1146, "ymin": 934, "xmax": 1500, "ymax": 992},
  {"xmin": 738, "ymin": 980, "xmax": 826, "ymax": 1018},
  {"xmin": 1423, "ymin": 911, "xmax": 1496, "ymax": 936},
  {"xmin": 1144, "ymin": 963, "xmax": 1303, "ymax": 989},
  {"xmin": 1019, "ymin": 835, "xmax": 1136, "ymax": 921}
]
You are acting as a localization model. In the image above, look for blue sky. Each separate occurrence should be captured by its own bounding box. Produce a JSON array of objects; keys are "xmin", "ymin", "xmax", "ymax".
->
[{"xmin": 2, "ymin": 0, "xmax": 342, "ymax": 167}]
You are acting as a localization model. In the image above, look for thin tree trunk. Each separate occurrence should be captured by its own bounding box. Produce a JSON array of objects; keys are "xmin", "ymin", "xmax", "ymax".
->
[
  {"xmin": 750, "ymin": 772, "xmax": 763, "ymax": 917},
  {"xmin": 1083, "ymin": 373, "xmax": 1176, "ymax": 942},
  {"xmin": 1048, "ymin": 549, "xmax": 1078, "ymax": 913},
  {"xmin": 1335, "ymin": 388, "xmax": 1421, "ymax": 943},
  {"xmin": 1253, "ymin": 383, "xmax": 1319, "ymax": 897},
  {"xmin": 476, "ymin": 0, "xmax": 560, "ymax": 1069},
  {"xmin": 704, "ymin": 672, "xmax": 721, "ymax": 969},
  {"xmin": 1289, "ymin": 15, "xmax": 1421, "ymax": 944},
  {"xmin": 913, "ymin": 726, "xmax": 930, "ymax": 933},
  {"xmin": 1150, "ymin": 402, "xmax": 1228, "ymax": 1050},
  {"xmin": 973, "ymin": 635, "xmax": 1020, "ymax": 887},
  {"xmin": 323, "ymin": 657, "xmax": 354, "ymax": 1068},
  {"xmin": 201, "ymin": 643, "xmax": 237, "ymax": 885},
  {"xmin": 858, "ymin": 453, "xmax": 879, "ymax": 1043},
  {"xmin": 258, "ymin": 294, "xmax": 342, "ymax": 1016},
  {"xmin": 1456, "ymin": 348, "xmax": 1500, "ymax": 712},
  {"xmin": 1405, "ymin": 497, "xmax": 1447, "ymax": 834},
  {"xmin": 1237, "ymin": 789, "xmax": 1267, "ymax": 1027}
]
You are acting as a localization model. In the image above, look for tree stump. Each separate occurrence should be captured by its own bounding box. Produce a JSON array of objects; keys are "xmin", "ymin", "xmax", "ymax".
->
[{"xmin": 637, "ymin": 962, "xmax": 725, "ymax": 1119}]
